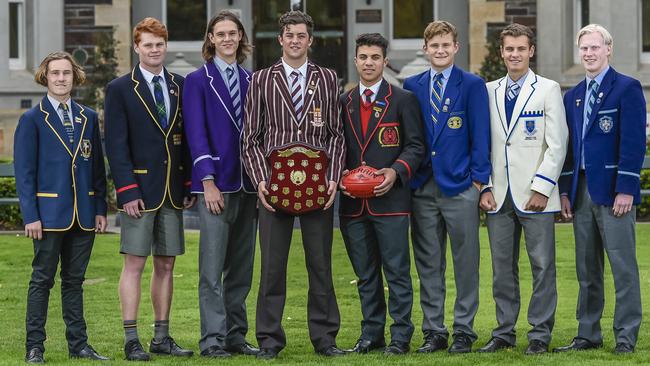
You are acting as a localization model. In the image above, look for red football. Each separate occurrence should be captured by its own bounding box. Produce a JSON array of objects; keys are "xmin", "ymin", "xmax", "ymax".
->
[{"xmin": 341, "ymin": 165, "xmax": 385, "ymax": 198}]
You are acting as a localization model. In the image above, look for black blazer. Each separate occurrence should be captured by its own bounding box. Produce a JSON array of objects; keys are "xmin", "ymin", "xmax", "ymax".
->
[
  {"xmin": 104, "ymin": 65, "xmax": 191, "ymax": 210},
  {"xmin": 339, "ymin": 80, "xmax": 425, "ymax": 216}
]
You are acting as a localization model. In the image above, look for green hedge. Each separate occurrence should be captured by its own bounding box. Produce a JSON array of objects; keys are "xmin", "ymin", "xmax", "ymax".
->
[{"xmin": 0, "ymin": 177, "xmax": 22, "ymax": 230}]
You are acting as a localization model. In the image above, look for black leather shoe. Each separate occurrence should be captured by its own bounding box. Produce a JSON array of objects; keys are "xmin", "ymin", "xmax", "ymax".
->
[
  {"xmin": 225, "ymin": 342, "xmax": 260, "ymax": 355},
  {"xmin": 416, "ymin": 334, "xmax": 448, "ymax": 353},
  {"xmin": 149, "ymin": 336, "xmax": 193, "ymax": 357},
  {"xmin": 448, "ymin": 334, "xmax": 473, "ymax": 354},
  {"xmin": 70, "ymin": 344, "xmax": 110, "ymax": 360},
  {"xmin": 525, "ymin": 340, "xmax": 548, "ymax": 355},
  {"xmin": 553, "ymin": 337, "xmax": 602, "ymax": 352},
  {"xmin": 256, "ymin": 348, "xmax": 279, "ymax": 360},
  {"xmin": 124, "ymin": 339, "xmax": 151, "ymax": 361},
  {"xmin": 200, "ymin": 345, "xmax": 231, "ymax": 358},
  {"xmin": 25, "ymin": 348, "xmax": 44, "ymax": 364},
  {"xmin": 384, "ymin": 341, "xmax": 410, "ymax": 355},
  {"xmin": 347, "ymin": 339, "xmax": 386, "ymax": 353},
  {"xmin": 614, "ymin": 343, "xmax": 634, "ymax": 354},
  {"xmin": 477, "ymin": 337, "xmax": 513, "ymax": 353},
  {"xmin": 316, "ymin": 345, "xmax": 346, "ymax": 357}
]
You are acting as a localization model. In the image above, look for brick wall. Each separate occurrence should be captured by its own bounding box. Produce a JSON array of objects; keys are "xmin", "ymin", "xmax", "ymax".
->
[{"xmin": 486, "ymin": 0, "xmax": 537, "ymax": 71}]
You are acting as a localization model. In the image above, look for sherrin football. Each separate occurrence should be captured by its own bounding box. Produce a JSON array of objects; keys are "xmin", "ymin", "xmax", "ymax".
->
[{"xmin": 341, "ymin": 165, "xmax": 385, "ymax": 198}]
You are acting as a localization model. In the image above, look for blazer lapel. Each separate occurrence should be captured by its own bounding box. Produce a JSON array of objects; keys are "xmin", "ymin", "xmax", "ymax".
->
[
  {"xmin": 270, "ymin": 61, "xmax": 301, "ymax": 125},
  {"xmin": 584, "ymin": 68, "xmax": 615, "ymax": 135},
  {"xmin": 205, "ymin": 62, "xmax": 239, "ymax": 131},
  {"xmin": 431, "ymin": 66, "xmax": 460, "ymax": 146},
  {"xmin": 573, "ymin": 80, "xmax": 587, "ymax": 139},
  {"xmin": 345, "ymin": 87, "xmax": 364, "ymax": 150},
  {"xmin": 507, "ymin": 71, "xmax": 537, "ymax": 138},
  {"xmin": 131, "ymin": 65, "xmax": 165, "ymax": 133},
  {"xmin": 39, "ymin": 97, "xmax": 73, "ymax": 156},
  {"xmin": 71, "ymin": 101, "xmax": 86, "ymax": 148},
  {"xmin": 416, "ymin": 71, "xmax": 435, "ymax": 146},
  {"xmin": 299, "ymin": 62, "xmax": 321, "ymax": 126},
  {"xmin": 165, "ymin": 68, "xmax": 180, "ymax": 134},
  {"xmin": 494, "ymin": 77, "xmax": 508, "ymax": 136}
]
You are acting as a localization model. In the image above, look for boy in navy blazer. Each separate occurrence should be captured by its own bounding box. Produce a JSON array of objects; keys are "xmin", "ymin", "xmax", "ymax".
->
[
  {"xmin": 182, "ymin": 11, "xmax": 259, "ymax": 358},
  {"xmin": 403, "ymin": 20, "xmax": 491, "ymax": 354},
  {"xmin": 104, "ymin": 17, "xmax": 194, "ymax": 361},
  {"xmin": 15, "ymin": 51, "xmax": 108, "ymax": 363},
  {"xmin": 339, "ymin": 33, "xmax": 424, "ymax": 355},
  {"xmin": 556, "ymin": 24, "xmax": 646, "ymax": 355}
]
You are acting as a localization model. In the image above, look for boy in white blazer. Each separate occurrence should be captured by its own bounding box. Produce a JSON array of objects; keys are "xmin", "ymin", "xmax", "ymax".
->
[{"xmin": 478, "ymin": 24, "xmax": 568, "ymax": 355}]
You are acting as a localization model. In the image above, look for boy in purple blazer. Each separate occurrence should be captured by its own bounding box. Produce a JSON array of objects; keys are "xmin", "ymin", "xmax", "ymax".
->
[{"xmin": 182, "ymin": 11, "xmax": 259, "ymax": 359}]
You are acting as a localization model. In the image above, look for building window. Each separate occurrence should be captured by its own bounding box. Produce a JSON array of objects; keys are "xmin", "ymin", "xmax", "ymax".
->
[
  {"xmin": 390, "ymin": 0, "xmax": 435, "ymax": 49},
  {"xmin": 163, "ymin": 0, "xmax": 210, "ymax": 52},
  {"xmin": 9, "ymin": 0, "xmax": 25, "ymax": 70},
  {"xmin": 642, "ymin": 0, "xmax": 650, "ymax": 62},
  {"xmin": 573, "ymin": 0, "xmax": 590, "ymax": 64}
]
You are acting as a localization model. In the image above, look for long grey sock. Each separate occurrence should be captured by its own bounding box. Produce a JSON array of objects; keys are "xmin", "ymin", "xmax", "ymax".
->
[
  {"xmin": 123, "ymin": 320, "xmax": 139, "ymax": 344},
  {"xmin": 154, "ymin": 320, "xmax": 169, "ymax": 342}
]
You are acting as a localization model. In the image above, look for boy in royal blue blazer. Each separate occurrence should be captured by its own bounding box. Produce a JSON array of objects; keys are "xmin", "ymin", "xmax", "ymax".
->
[
  {"xmin": 556, "ymin": 24, "xmax": 645, "ymax": 355},
  {"xmin": 15, "ymin": 52, "xmax": 108, "ymax": 363},
  {"xmin": 403, "ymin": 20, "xmax": 491, "ymax": 354}
]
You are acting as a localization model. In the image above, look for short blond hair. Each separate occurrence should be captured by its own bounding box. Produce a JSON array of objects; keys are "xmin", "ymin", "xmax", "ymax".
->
[
  {"xmin": 576, "ymin": 23, "xmax": 613, "ymax": 48},
  {"xmin": 34, "ymin": 51, "xmax": 86, "ymax": 87},
  {"xmin": 423, "ymin": 20, "xmax": 458, "ymax": 44}
]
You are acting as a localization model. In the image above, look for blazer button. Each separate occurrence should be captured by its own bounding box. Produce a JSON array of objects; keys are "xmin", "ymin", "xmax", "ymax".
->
[
  {"xmin": 73, "ymin": 164, "xmax": 77, "ymax": 169},
  {"xmin": 297, "ymin": 130, "xmax": 302, "ymax": 135},
  {"xmin": 506, "ymin": 142, "xmax": 511, "ymax": 146},
  {"xmin": 431, "ymin": 151, "xmax": 436, "ymax": 156},
  {"xmin": 163, "ymin": 160, "xmax": 168, "ymax": 165}
]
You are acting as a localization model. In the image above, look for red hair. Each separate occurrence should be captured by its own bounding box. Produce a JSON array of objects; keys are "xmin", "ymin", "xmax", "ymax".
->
[{"xmin": 133, "ymin": 17, "xmax": 168, "ymax": 45}]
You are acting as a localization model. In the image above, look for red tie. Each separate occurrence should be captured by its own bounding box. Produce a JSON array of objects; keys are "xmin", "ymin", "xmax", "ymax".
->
[{"xmin": 363, "ymin": 89, "xmax": 374, "ymax": 107}]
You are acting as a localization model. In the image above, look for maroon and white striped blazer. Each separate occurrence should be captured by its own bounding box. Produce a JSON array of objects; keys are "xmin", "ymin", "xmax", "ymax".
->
[{"xmin": 242, "ymin": 60, "xmax": 345, "ymax": 186}]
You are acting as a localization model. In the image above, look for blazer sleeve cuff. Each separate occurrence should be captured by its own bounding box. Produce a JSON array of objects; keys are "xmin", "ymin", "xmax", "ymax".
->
[
  {"xmin": 116, "ymin": 184, "xmax": 142, "ymax": 206},
  {"xmin": 615, "ymin": 173, "xmax": 641, "ymax": 196},
  {"xmin": 531, "ymin": 174, "xmax": 556, "ymax": 197}
]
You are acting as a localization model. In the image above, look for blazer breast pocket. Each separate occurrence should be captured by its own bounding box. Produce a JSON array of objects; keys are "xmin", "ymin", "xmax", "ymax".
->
[
  {"xmin": 377, "ymin": 122, "xmax": 400, "ymax": 147},
  {"xmin": 519, "ymin": 116, "xmax": 545, "ymax": 147},
  {"xmin": 594, "ymin": 108, "xmax": 618, "ymax": 135},
  {"xmin": 444, "ymin": 112, "xmax": 465, "ymax": 136},
  {"xmin": 307, "ymin": 101, "xmax": 325, "ymax": 128}
]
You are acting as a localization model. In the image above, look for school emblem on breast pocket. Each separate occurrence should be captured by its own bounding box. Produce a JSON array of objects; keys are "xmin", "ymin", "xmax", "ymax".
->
[
  {"xmin": 80, "ymin": 139, "xmax": 92, "ymax": 159},
  {"xmin": 598, "ymin": 115, "xmax": 613, "ymax": 133},
  {"xmin": 378, "ymin": 126, "xmax": 399, "ymax": 147},
  {"xmin": 447, "ymin": 116, "xmax": 462, "ymax": 129}
]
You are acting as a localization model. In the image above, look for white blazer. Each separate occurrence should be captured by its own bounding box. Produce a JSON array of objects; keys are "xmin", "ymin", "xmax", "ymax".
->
[{"xmin": 485, "ymin": 70, "xmax": 568, "ymax": 213}]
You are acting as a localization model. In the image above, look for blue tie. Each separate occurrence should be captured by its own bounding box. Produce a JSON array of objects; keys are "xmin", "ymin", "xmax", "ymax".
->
[
  {"xmin": 226, "ymin": 66, "xmax": 241, "ymax": 128},
  {"xmin": 507, "ymin": 82, "xmax": 520, "ymax": 101},
  {"xmin": 585, "ymin": 80, "xmax": 598, "ymax": 126},
  {"xmin": 152, "ymin": 75, "xmax": 168, "ymax": 129},
  {"xmin": 59, "ymin": 103, "xmax": 74, "ymax": 145},
  {"xmin": 430, "ymin": 73, "xmax": 443, "ymax": 124}
]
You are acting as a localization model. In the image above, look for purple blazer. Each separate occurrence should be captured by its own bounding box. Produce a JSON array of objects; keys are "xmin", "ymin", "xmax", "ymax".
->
[{"xmin": 182, "ymin": 61, "xmax": 255, "ymax": 193}]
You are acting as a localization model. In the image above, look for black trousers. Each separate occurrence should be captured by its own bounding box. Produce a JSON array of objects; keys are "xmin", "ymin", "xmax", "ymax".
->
[
  {"xmin": 25, "ymin": 226, "xmax": 95, "ymax": 353},
  {"xmin": 255, "ymin": 206, "xmax": 340, "ymax": 352}
]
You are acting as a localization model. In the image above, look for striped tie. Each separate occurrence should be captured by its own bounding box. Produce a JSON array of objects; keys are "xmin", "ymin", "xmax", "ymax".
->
[
  {"xmin": 226, "ymin": 66, "xmax": 241, "ymax": 127},
  {"xmin": 290, "ymin": 71, "xmax": 303, "ymax": 120},
  {"xmin": 363, "ymin": 88, "xmax": 374, "ymax": 107},
  {"xmin": 59, "ymin": 103, "xmax": 74, "ymax": 144},
  {"xmin": 430, "ymin": 73, "xmax": 443, "ymax": 124},
  {"xmin": 585, "ymin": 80, "xmax": 598, "ymax": 123},
  {"xmin": 507, "ymin": 82, "xmax": 520, "ymax": 101},
  {"xmin": 152, "ymin": 75, "xmax": 168, "ymax": 129}
]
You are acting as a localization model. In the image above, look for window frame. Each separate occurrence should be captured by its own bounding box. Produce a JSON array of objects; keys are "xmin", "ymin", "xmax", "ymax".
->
[
  {"xmin": 640, "ymin": 0, "xmax": 650, "ymax": 63},
  {"xmin": 573, "ymin": 0, "xmax": 588, "ymax": 65},
  {"xmin": 389, "ymin": 0, "xmax": 437, "ymax": 50},
  {"xmin": 9, "ymin": 0, "xmax": 26, "ymax": 70},
  {"xmin": 162, "ymin": 0, "xmax": 211, "ymax": 53}
]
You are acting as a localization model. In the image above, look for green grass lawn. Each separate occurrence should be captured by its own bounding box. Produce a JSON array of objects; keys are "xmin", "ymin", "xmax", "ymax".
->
[{"xmin": 1, "ymin": 224, "xmax": 650, "ymax": 365}]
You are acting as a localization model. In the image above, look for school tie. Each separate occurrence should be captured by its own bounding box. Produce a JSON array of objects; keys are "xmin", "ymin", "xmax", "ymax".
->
[
  {"xmin": 430, "ymin": 73, "xmax": 443, "ymax": 124},
  {"xmin": 152, "ymin": 75, "xmax": 168, "ymax": 129},
  {"xmin": 363, "ymin": 88, "xmax": 374, "ymax": 107},
  {"xmin": 226, "ymin": 66, "xmax": 241, "ymax": 128},
  {"xmin": 290, "ymin": 71, "xmax": 303, "ymax": 120},
  {"xmin": 507, "ymin": 82, "xmax": 520, "ymax": 101},
  {"xmin": 585, "ymin": 80, "xmax": 599, "ymax": 126},
  {"xmin": 59, "ymin": 103, "xmax": 74, "ymax": 144}
]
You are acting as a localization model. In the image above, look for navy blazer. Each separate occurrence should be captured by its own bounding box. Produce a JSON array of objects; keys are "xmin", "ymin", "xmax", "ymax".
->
[
  {"xmin": 182, "ymin": 61, "xmax": 255, "ymax": 193},
  {"xmin": 559, "ymin": 67, "xmax": 646, "ymax": 206},
  {"xmin": 14, "ymin": 96, "xmax": 107, "ymax": 230},
  {"xmin": 104, "ymin": 65, "xmax": 192, "ymax": 210},
  {"xmin": 403, "ymin": 65, "xmax": 491, "ymax": 196},
  {"xmin": 339, "ymin": 80, "xmax": 425, "ymax": 217}
]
